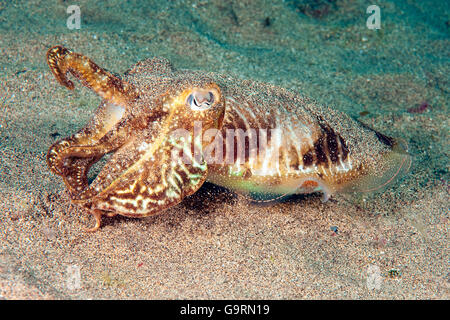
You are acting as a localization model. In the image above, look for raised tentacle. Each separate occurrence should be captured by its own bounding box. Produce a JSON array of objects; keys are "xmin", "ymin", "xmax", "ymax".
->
[
  {"xmin": 47, "ymin": 45, "xmax": 138, "ymax": 106},
  {"xmin": 46, "ymin": 46, "xmax": 140, "ymax": 197}
]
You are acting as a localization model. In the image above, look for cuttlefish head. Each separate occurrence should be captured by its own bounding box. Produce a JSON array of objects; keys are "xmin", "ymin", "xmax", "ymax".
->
[
  {"xmin": 141, "ymin": 79, "xmax": 225, "ymax": 139},
  {"xmin": 46, "ymin": 46, "xmax": 225, "ymax": 201}
]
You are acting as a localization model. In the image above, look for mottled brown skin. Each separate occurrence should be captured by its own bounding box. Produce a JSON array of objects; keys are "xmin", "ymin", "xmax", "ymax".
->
[
  {"xmin": 46, "ymin": 46, "xmax": 411, "ymax": 231},
  {"xmin": 47, "ymin": 46, "xmax": 224, "ymax": 231}
]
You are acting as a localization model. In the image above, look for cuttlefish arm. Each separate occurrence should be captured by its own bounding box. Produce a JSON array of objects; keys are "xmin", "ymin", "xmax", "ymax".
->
[
  {"xmin": 47, "ymin": 46, "xmax": 138, "ymax": 105},
  {"xmin": 71, "ymin": 83, "xmax": 224, "ymax": 232},
  {"xmin": 78, "ymin": 139, "xmax": 209, "ymax": 232},
  {"xmin": 46, "ymin": 46, "xmax": 139, "ymax": 195}
]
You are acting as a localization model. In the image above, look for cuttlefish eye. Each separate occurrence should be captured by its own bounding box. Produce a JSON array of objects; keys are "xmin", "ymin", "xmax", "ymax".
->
[{"xmin": 186, "ymin": 89, "xmax": 215, "ymax": 110}]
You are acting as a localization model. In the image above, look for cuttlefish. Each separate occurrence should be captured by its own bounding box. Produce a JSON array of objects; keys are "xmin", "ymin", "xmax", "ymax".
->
[{"xmin": 46, "ymin": 46, "xmax": 411, "ymax": 231}]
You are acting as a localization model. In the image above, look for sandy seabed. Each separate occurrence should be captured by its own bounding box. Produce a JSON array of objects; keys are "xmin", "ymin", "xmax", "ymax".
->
[{"xmin": 0, "ymin": 0, "xmax": 448, "ymax": 299}]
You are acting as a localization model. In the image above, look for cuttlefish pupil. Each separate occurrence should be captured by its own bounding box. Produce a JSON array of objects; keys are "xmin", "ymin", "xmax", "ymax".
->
[
  {"xmin": 187, "ymin": 89, "xmax": 215, "ymax": 110},
  {"xmin": 46, "ymin": 45, "xmax": 411, "ymax": 232}
]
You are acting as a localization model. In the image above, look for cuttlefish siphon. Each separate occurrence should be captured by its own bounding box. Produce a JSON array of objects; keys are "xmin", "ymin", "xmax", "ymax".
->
[{"xmin": 46, "ymin": 46, "xmax": 411, "ymax": 231}]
